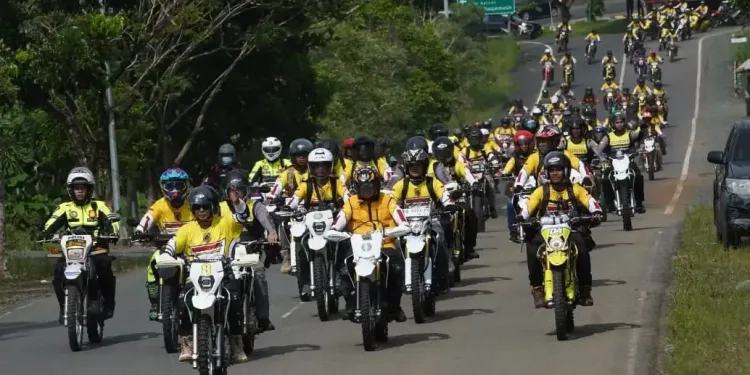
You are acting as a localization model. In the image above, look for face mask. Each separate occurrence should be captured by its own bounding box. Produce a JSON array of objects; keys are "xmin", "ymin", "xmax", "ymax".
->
[{"xmin": 221, "ymin": 156, "xmax": 234, "ymax": 166}]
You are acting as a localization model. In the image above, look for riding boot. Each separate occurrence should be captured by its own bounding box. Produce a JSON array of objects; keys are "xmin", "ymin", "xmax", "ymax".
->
[
  {"xmin": 178, "ymin": 336, "xmax": 193, "ymax": 362},
  {"xmin": 146, "ymin": 282, "xmax": 159, "ymax": 321},
  {"xmin": 531, "ymin": 286, "xmax": 545, "ymax": 308},
  {"xmin": 231, "ymin": 335, "xmax": 249, "ymax": 363},
  {"xmin": 279, "ymin": 249, "xmax": 291, "ymax": 274},
  {"xmin": 579, "ymin": 285, "xmax": 595, "ymax": 306}
]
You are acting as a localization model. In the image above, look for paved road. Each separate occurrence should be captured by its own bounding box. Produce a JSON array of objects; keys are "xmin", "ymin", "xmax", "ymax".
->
[
  {"xmin": 529, "ymin": 0, "xmax": 627, "ymax": 26},
  {"xmin": 0, "ymin": 28, "xmax": 739, "ymax": 375}
]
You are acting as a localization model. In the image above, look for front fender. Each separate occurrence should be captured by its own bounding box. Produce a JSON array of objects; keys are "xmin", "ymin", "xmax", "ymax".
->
[
  {"xmin": 64, "ymin": 263, "xmax": 84, "ymax": 280},
  {"xmin": 405, "ymin": 235, "xmax": 426, "ymax": 254},
  {"xmin": 191, "ymin": 293, "xmax": 217, "ymax": 310},
  {"xmin": 547, "ymin": 251, "xmax": 568, "ymax": 267},
  {"xmin": 308, "ymin": 236, "xmax": 327, "ymax": 251},
  {"xmin": 354, "ymin": 262, "xmax": 376, "ymax": 278}
]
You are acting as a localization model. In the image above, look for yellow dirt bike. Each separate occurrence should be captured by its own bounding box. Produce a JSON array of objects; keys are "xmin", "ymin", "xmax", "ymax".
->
[
  {"xmin": 533, "ymin": 212, "xmax": 596, "ymax": 340},
  {"xmin": 563, "ymin": 64, "xmax": 574, "ymax": 86}
]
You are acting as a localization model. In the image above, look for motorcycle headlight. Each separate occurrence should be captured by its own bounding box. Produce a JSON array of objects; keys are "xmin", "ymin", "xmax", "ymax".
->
[
  {"xmin": 312, "ymin": 222, "xmax": 326, "ymax": 234},
  {"xmin": 548, "ymin": 236, "xmax": 566, "ymax": 251},
  {"xmin": 197, "ymin": 275, "xmax": 215, "ymax": 290},
  {"xmin": 409, "ymin": 219, "xmax": 424, "ymax": 234},
  {"xmin": 727, "ymin": 178, "xmax": 750, "ymax": 197}
]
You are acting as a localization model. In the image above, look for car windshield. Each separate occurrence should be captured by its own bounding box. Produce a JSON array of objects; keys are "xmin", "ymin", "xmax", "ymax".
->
[{"xmin": 731, "ymin": 129, "xmax": 750, "ymax": 162}]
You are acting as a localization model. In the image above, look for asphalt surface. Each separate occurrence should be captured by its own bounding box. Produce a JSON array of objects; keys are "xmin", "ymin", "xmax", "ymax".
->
[
  {"xmin": 529, "ymin": 0, "xmax": 627, "ymax": 25},
  {"xmin": 0, "ymin": 28, "xmax": 741, "ymax": 375}
]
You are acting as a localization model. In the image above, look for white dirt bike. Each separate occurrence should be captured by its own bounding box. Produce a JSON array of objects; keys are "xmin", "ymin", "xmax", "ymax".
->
[
  {"xmin": 324, "ymin": 226, "xmax": 410, "ymax": 351},
  {"xmin": 608, "ymin": 150, "xmax": 637, "ymax": 231},
  {"xmin": 301, "ymin": 207, "xmax": 340, "ymax": 321},
  {"xmin": 402, "ymin": 199, "xmax": 437, "ymax": 324},
  {"xmin": 156, "ymin": 251, "xmax": 258, "ymax": 375}
]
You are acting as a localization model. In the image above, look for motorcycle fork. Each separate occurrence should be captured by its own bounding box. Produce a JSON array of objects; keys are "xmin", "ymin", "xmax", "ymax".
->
[{"xmin": 63, "ymin": 276, "xmax": 86, "ymax": 327}]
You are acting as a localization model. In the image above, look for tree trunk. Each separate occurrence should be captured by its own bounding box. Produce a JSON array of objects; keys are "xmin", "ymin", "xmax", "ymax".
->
[
  {"xmin": 145, "ymin": 166, "xmax": 158, "ymax": 204},
  {"xmin": 0, "ymin": 171, "xmax": 9, "ymax": 279},
  {"xmin": 126, "ymin": 175, "xmax": 139, "ymax": 220}
]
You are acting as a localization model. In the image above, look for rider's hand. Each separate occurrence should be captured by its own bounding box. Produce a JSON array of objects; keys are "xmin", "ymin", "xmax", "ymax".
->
[
  {"xmin": 133, "ymin": 229, "xmax": 144, "ymax": 239},
  {"xmin": 592, "ymin": 212, "xmax": 604, "ymax": 227},
  {"xmin": 228, "ymin": 189, "xmax": 241, "ymax": 205},
  {"xmin": 267, "ymin": 232, "xmax": 279, "ymax": 244},
  {"xmin": 514, "ymin": 184, "xmax": 523, "ymax": 192}
]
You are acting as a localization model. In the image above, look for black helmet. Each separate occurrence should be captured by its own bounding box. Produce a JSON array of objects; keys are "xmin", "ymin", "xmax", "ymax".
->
[
  {"xmin": 607, "ymin": 50, "xmax": 613, "ymax": 56},
  {"xmin": 218, "ymin": 143, "xmax": 237, "ymax": 167},
  {"xmin": 622, "ymin": 87, "xmax": 631, "ymax": 95},
  {"xmin": 451, "ymin": 128, "xmax": 463, "ymax": 137},
  {"xmin": 461, "ymin": 124, "xmax": 471, "ymax": 134},
  {"xmin": 289, "ymin": 138, "xmax": 314, "ymax": 157},
  {"xmin": 637, "ymin": 77, "xmax": 645, "ymax": 85},
  {"xmin": 565, "ymin": 51, "xmax": 571, "ymax": 57},
  {"xmin": 654, "ymin": 80, "xmax": 663, "ymax": 89},
  {"xmin": 405, "ymin": 136, "xmax": 429, "ymax": 153},
  {"xmin": 541, "ymin": 89, "xmax": 549, "ymax": 97},
  {"xmin": 429, "ymin": 123, "xmax": 449, "ymax": 139},
  {"xmin": 501, "ymin": 117, "xmax": 512, "ymax": 126},
  {"xmin": 189, "ymin": 185, "xmax": 220, "ymax": 214},
  {"xmin": 481, "ymin": 120, "xmax": 492, "ymax": 130},
  {"xmin": 542, "ymin": 151, "xmax": 571, "ymax": 180},
  {"xmin": 432, "ymin": 136, "xmax": 454, "ymax": 163},
  {"xmin": 315, "ymin": 139, "xmax": 340, "ymax": 159},
  {"xmin": 353, "ymin": 135, "xmax": 376, "ymax": 161},
  {"xmin": 402, "ymin": 148, "xmax": 430, "ymax": 183},
  {"xmin": 222, "ymin": 169, "xmax": 249, "ymax": 200},
  {"xmin": 467, "ymin": 127, "xmax": 483, "ymax": 148},
  {"xmin": 585, "ymin": 87, "xmax": 594, "ymax": 95}
]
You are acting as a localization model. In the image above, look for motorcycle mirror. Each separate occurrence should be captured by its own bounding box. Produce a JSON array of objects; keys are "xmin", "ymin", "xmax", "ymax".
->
[{"xmin": 706, "ymin": 150, "xmax": 724, "ymax": 165}]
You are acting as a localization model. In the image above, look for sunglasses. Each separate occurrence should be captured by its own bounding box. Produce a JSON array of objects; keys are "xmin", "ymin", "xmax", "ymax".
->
[
  {"xmin": 163, "ymin": 181, "xmax": 186, "ymax": 191},
  {"xmin": 193, "ymin": 204, "xmax": 212, "ymax": 212}
]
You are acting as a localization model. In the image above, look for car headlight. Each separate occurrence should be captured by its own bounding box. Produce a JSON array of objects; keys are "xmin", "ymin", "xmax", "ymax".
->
[
  {"xmin": 198, "ymin": 275, "xmax": 215, "ymax": 290},
  {"xmin": 727, "ymin": 178, "xmax": 750, "ymax": 197}
]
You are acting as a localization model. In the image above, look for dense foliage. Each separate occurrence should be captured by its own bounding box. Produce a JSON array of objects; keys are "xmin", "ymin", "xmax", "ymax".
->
[{"xmin": 0, "ymin": 0, "xmax": 518, "ymax": 274}]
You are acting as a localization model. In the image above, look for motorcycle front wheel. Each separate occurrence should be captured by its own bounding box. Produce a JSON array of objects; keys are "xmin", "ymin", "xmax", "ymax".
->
[
  {"xmin": 160, "ymin": 284, "xmax": 180, "ymax": 353},
  {"xmin": 65, "ymin": 285, "xmax": 85, "ymax": 352},
  {"xmin": 196, "ymin": 314, "xmax": 214, "ymax": 375},
  {"xmin": 552, "ymin": 267, "xmax": 574, "ymax": 341},
  {"xmin": 358, "ymin": 279, "xmax": 376, "ymax": 352},
  {"xmin": 313, "ymin": 254, "xmax": 330, "ymax": 322}
]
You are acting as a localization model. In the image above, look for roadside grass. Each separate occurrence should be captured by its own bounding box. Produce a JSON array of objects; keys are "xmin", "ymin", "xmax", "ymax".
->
[
  {"xmin": 0, "ymin": 255, "xmax": 150, "ymax": 312},
  {"xmin": 543, "ymin": 18, "xmax": 629, "ymax": 38},
  {"xmin": 451, "ymin": 37, "xmax": 519, "ymax": 124},
  {"xmin": 665, "ymin": 205, "xmax": 750, "ymax": 374}
]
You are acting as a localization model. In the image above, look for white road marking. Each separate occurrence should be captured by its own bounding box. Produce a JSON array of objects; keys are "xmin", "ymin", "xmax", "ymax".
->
[
  {"xmin": 520, "ymin": 41, "xmax": 554, "ymax": 102},
  {"xmin": 664, "ymin": 29, "xmax": 735, "ymax": 215},
  {"xmin": 619, "ymin": 53, "xmax": 627, "ymax": 86},
  {"xmin": 0, "ymin": 302, "xmax": 35, "ymax": 320},
  {"xmin": 280, "ymin": 301, "xmax": 304, "ymax": 319}
]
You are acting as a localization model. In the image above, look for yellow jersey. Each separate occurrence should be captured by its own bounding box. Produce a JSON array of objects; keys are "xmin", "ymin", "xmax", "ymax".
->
[
  {"xmin": 277, "ymin": 167, "xmax": 309, "ymax": 197},
  {"xmin": 167, "ymin": 215, "xmax": 244, "ymax": 258},
  {"xmin": 521, "ymin": 150, "xmax": 584, "ymax": 179},
  {"xmin": 44, "ymin": 200, "xmax": 120, "ymax": 236},
  {"xmin": 526, "ymin": 183, "xmax": 594, "ymax": 217},
  {"xmin": 565, "ymin": 136, "xmax": 589, "ymax": 158},
  {"xmin": 341, "ymin": 193, "xmax": 400, "ymax": 248},
  {"xmin": 392, "ymin": 177, "xmax": 446, "ymax": 208},
  {"xmin": 294, "ymin": 179, "xmax": 346, "ymax": 206},
  {"xmin": 145, "ymin": 198, "xmax": 194, "ymax": 234}
]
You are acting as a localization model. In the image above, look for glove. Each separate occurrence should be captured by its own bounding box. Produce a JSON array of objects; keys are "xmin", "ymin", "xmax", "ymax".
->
[
  {"xmin": 514, "ymin": 185, "xmax": 523, "ymax": 192},
  {"xmin": 592, "ymin": 212, "xmax": 604, "ymax": 227}
]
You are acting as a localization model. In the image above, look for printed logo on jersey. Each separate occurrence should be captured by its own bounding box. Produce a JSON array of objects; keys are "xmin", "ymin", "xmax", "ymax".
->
[
  {"xmin": 88, "ymin": 210, "xmax": 97, "ymax": 219},
  {"xmin": 164, "ymin": 221, "xmax": 188, "ymax": 235},
  {"xmin": 69, "ymin": 210, "xmax": 78, "ymax": 219},
  {"xmin": 190, "ymin": 239, "xmax": 225, "ymax": 255}
]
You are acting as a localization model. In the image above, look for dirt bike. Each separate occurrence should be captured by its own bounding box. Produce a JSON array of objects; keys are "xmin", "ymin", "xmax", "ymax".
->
[
  {"xmin": 525, "ymin": 213, "xmax": 597, "ymax": 340},
  {"xmin": 649, "ymin": 62, "xmax": 662, "ymax": 83},
  {"xmin": 543, "ymin": 61, "xmax": 554, "ymax": 86},
  {"xmin": 607, "ymin": 150, "xmax": 637, "ymax": 231},
  {"xmin": 641, "ymin": 135, "xmax": 660, "ymax": 181},
  {"xmin": 563, "ymin": 64, "xmax": 574, "ymax": 86},
  {"xmin": 585, "ymin": 40, "xmax": 597, "ymax": 64},
  {"xmin": 602, "ymin": 89, "xmax": 617, "ymax": 111},
  {"xmin": 603, "ymin": 63, "xmax": 616, "ymax": 81},
  {"xmin": 667, "ymin": 40, "xmax": 678, "ymax": 62},
  {"xmin": 468, "ymin": 159, "xmax": 490, "ymax": 232},
  {"xmin": 557, "ymin": 30, "xmax": 569, "ymax": 52},
  {"xmin": 401, "ymin": 199, "xmax": 440, "ymax": 323},
  {"xmin": 634, "ymin": 57, "xmax": 647, "ymax": 78}
]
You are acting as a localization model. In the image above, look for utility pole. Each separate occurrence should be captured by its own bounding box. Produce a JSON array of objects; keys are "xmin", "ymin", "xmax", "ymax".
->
[
  {"xmin": 440, "ymin": 0, "xmax": 452, "ymax": 17},
  {"xmin": 99, "ymin": 0, "xmax": 125, "ymax": 236}
]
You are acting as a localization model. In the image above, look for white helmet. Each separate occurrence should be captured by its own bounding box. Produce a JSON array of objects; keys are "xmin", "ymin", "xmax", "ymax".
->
[
  {"xmin": 545, "ymin": 48, "xmax": 552, "ymax": 54},
  {"xmin": 66, "ymin": 167, "xmax": 95, "ymax": 186},
  {"xmin": 308, "ymin": 148, "xmax": 333, "ymax": 178},
  {"xmin": 532, "ymin": 106, "xmax": 543, "ymax": 115},
  {"xmin": 480, "ymin": 128, "xmax": 490, "ymax": 136},
  {"xmin": 261, "ymin": 137, "xmax": 282, "ymax": 161}
]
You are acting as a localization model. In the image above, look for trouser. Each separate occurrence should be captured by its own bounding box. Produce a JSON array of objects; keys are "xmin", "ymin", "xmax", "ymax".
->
[
  {"xmin": 277, "ymin": 217, "xmax": 290, "ymax": 251},
  {"xmin": 483, "ymin": 177, "xmax": 497, "ymax": 214},
  {"xmin": 54, "ymin": 253, "xmax": 116, "ymax": 312},
  {"xmin": 602, "ymin": 162, "xmax": 645, "ymax": 208},
  {"xmin": 457, "ymin": 202, "xmax": 478, "ymax": 251},
  {"xmin": 242, "ymin": 228, "xmax": 271, "ymax": 322},
  {"xmin": 506, "ymin": 197, "xmax": 517, "ymax": 232},
  {"xmin": 526, "ymin": 231, "xmax": 591, "ymax": 287}
]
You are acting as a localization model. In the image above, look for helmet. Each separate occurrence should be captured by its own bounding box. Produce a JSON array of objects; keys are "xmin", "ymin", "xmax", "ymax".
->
[
  {"xmin": 524, "ymin": 119, "xmax": 539, "ymax": 133},
  {"xmin": 545, "ymin": 48, "xmax": 552, "ymax": 54},
  {"xmin": 189, "ymin": 185, "xmax": 220, "ymax": 214},
  {"xmin": 432, "ymin": 136, "xmax": 454, "ymax": 163},
  {"xmin": 654, "ymin": 80, "xmax": 663, "ymax": 89},
  {"xmin": 501, "ymin": 117, "xmax": 512, "ymax": 126},
  {"xmin": 315, "ymin": 139, "xmax": 340, "ymax": 159},
  {"xmin": 514, "ymin": 130, "xmax": 534, "ymax": 144},
  {"xmin": 289, "ymin": 138, "xmax": 314, "ymax": 157},
  {"xmin": 452, "ymin": 128, "xmax": 463, "ymax": 137},
  {"xmin": 637, "ymin": 77, "xmax": 645, "ymax": 85},
  {"xmin": 375, "ymin": 138, "xmax": 389, "ymax": 157},
  {"xmin": 565, "ymin": 51, "xmax": 571, "ymax": 57},
  {"xmin": 66, "ymin": 167, "xmax": 96, "ymax": 202},
  {"xmin": 535, "ymin": 125, "xmax": 561, "ymax": 155},
  {"xmin": 308, "ymin": 148, "xmax": 334, "ymax": 178},
  {"xmin": 542, "ymin": 151, "xmax": 571, "ymax": 180},
  {"xmin": 343, "ymin": 137, "xmax": 354, "ymax": 148},
  {"xmin": 607, "ymin": 50, "xmax": 613, "ymax": 56},
  {"xmin": 622, "ymin": 87, "xmax": 631, "ymax": 95},
  {"xmin": 429, "ymin": 123, "xmax": 449, "ymax": 139},
  {"xmin": 541, "ymin": 89, "xmax": 549, "ymax": 97},
  {"xmin": 261, "ymin": 137, "xmax": 282, "ymax": 161},
  {"xmin": 352, "ymin": 136, "xmax": 376, "ymax": 162},
  {"xmin": 218, "ymin": 143, "xmax": 236, "ymax": 167},
  {"xmin": 467, "ymin": 127, "xmax": 483, "ymax": 147},
  {"xmin": 481, "ymin": 120, "xmax": 492, "ymax": 130},
  {"xmin": 159, "ymin": 168, "xmax": 190, "ymax": 203},
  {"xmin": 531, "ymin": 106, "xmax": 542, "ymax": 115},
  {"xmin": 402, "ymin": 148, "xmax": 429, "ymax": 183},
  {"xmin": 461, "ymin": 124, "xmax": 471, "ymax": 134},
  {"xmin": 585, "ymin": 87, "xmax": 594, "ymax": 95},
  {"xmin": 223, "ymin": 169, "xmax": 249, "ymax": 200},
  {"xmin": 353, "ymin": 165, "xmax": 380, "ymax": 200},
  {"xmin": 405, "ymin": 136, "xmax": 429, "ymax": 153},
  {"xmin": 480, "ymin": 128, "xmax": 490, "ymax": 137}
]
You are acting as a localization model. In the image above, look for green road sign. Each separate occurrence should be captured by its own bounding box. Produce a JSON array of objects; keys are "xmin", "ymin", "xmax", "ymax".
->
[{"xmin": 457, "ymin": 0, "xmax": 516, "ymax": 15}]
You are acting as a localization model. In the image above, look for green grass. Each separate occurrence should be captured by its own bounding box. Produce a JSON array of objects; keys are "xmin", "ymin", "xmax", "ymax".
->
[
  {"xmin": 450, "ymin": 38, "xmax": 519, "ymax": 125},
  {"xmin": 543, "ymin": 18, "xmax": 629, "ymax": 38},
  {"xmin": 665, "ymin": 205, "xmax": 750, "ymax": 374}
]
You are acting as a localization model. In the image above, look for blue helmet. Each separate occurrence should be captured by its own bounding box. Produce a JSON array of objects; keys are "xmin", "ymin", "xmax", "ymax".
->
[
  {"xmin": 524, "ymin": 119, "xmax": 539, "ymax": 133},
  {"xmin": 159, "ymin": 168, "xmax": 189, "ymax": 203}
]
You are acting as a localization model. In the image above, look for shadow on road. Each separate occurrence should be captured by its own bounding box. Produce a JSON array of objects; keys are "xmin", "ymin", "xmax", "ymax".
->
[
  {"xmin": 594, "ymin": 242, "xmax": 635, "ymax": 250},
  {"xmin": 429, "ymin": 308, "xmax": 494, "ymax": 323},
  {"xmin": 382, "ymin": 332, "xmax": 451, "ymax": 349},
  {"xmin": 457, "ymin": 276, "xmax": 512, "ymax": 287},
  {"xmin": 461, "ymin": 264, "xmax": 489, "ymax": 271},
  {"xmin": 630, "ymin": 226, "xmax": 665, "ymax": 232},
  {"xmin": 92, "ymin": 331, "xmax": 161, "ymax": 349},
  {"xmin": 592, "ymin": 279, "xmax": 627, "ymax": 287},
  {"xmin": 252, "ymin": 344, "xmax": 321, "ymax": 360},
  {"xmin": 438, "ymin": 289, "xmax": 494, "ymax": 302},
  {"xmin": 545, "ymin": 322, "xmax": 640, "ymax": 340},
  {"xmin": 0, "ymin": 320, "xmax": 59, "ymax": 340}
]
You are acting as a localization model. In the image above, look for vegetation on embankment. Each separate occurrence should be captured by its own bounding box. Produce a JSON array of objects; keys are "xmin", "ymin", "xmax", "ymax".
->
[{"xmin": 665, "ymin": 205, "xmax": 750, "ymax": 374}]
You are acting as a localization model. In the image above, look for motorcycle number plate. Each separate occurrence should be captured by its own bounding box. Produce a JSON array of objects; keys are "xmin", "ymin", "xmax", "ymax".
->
[
  {"xmin": 66, "ymin": 239, "xmax": 86, "ymax": 248},
  {"xmin": 201, "ymin": 263, "xmax": 212, "ymax": 276},
  {"xmin": 404, "ymin": 205, "xmax": 430, "ymax": 218},
  {"xmin": 548, "ymin": 228, "xmax": 563, "ymax": 236}
]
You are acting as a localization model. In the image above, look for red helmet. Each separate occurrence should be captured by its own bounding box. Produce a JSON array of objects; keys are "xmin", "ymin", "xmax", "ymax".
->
[
  {"xmin": 514, "ymin": 130, "xmax": 534, "ymax": 143},
  {"xmin": 649, "ymin": 50, "xmax": 656, "ymax": 55},
  {"xmin": 343, "ymin": 137, "xmax": 354, "ymax": 148}
]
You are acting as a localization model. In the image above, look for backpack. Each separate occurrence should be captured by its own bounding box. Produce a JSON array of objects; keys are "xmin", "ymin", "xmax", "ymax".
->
[
  {"xmin": 539, "ymin": 183, "xmax": 581, "ymax": 217},
  {"xmin": 304, "ymin": 178, "xmax": 339, "ymax": 210}
]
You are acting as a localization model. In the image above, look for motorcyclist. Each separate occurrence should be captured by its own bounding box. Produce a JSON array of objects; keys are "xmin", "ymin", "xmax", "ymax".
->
[
  {"xmin": 601, "ymin": 50, "xmax": 618, "ymax": 66},
  {"xmin": 560, "ymin": 51, "xmax": 577, "ymax": 82},
  {"xmin": 696, "ymin": 0, "xmax": 709, "ymax": 17},
  {"xmin": 219, "ymin": 170, "xmax": 279, "ymax": 333},
  {"xmin": 494, "ymin": 117, "xmax": 517, "ymax": 138},
  {"xmin": 633, "ymin": 77, "xmax": 653, "ymax": 97},
  {"xmin": 531, "ymin": 106, "xmax": 546, "ymax": 125},
  {"xmin": 538, "ymin": 89, "xmax": 552, "ymax": 105},
  {"xmin": 582, "ymin": 87, "xmax": 598, "ymax": 106},
  {"xmin": 514, "ymin": 125, "xmax": 591, "ymax": 191},
  {"xmin": 519, "ymin": 151, "xmax": 603, "ymax": 308},
  {"xmin": 652, "ymin": 80, "xmax": 669, "ymax": 123},
  {"xmin": 160, "ymin": 185, "xmax": 249, "ymax": 363},
  {"xmin": 539, "ymin": 49, "xmax": 556, "ymax": 81},
  {"xmin": 343, "ymin": 136, "xmax": 389, "ymax": 187},
  {"xmin": 508, "ymin": 98, "xmax": 529, "ymax": 116},
  {"xmin": 554, "ymin": 82, "xmax": 575, "ymax": 102},
  {"xmin": 42, "ymin": 167, "xmax": 120, "ymax": 324},
  {"xmin": 559, "ymin": 119, "xmax": 606, "ymax": 164},
  {"xmin": 449, "ymin": 127, "xmax": 464, "ymax": 146},
  {"xmin": 375, "ymin": 138, "xmax": 393, "ymax": 179},
  {"xmin": 502, "ymin": 130, "xmax": 535, "ymax": 242},
  {"xmin": 647, "ymin": 50, "xmax": 664, "ymax": 64},
  {"xmin": 601, "ymin": 77, "xmax": 619, "ymax": 100},
  {"xmin": 202, "ymin": 143, "xmax": 240, "ymax": 190},
  {"xmin": 287, "ymin": 148, "xmax": 347, "ymax": 301},
  {"xmin": 249, "ymin": 137, "xmax": 291, "ymax": 185},
  {"xmin": 595, "ymin": 113, "xmax": 646, "ymax": 213},
  {"xmin": 462, "ymin": 127, "xmax": 500, "ymax": 218},
  {"xmin": 393, "ymin": 140, "xmax": 455, "ymax": 294},
  {"xmin": 584, "ymin": 29, "xmax": 601, "ymax": 52},
  {"xmin": 268, "ymin": 138, "xmax": 313, "ymax": 273},
  {"xmin": 316, "ymin": 138, "xmax": 345, "ymax": 178},
  {"xmin": 432, "ymin": 136, "xmax": 480, "ymax": 259},
  {"xmin": 134, "ymin": 168, "xmax": 193, "ymax": 320},
  {"xmin": 331, "ymin": 165, "xmax": 409, "ymax": 321},
  {"xmin": 623, "ymin": 29, "xmax": 637, "ymax": 55},
  {"xmin": 556, "ymin": 20, "xmax": 572, "ymax": 45}
]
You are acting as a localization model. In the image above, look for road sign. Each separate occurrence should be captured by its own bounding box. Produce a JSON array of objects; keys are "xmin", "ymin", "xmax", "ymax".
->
[{"xmin": 457, "ymin": 0, "xmax": 516, "ymax": 15}]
